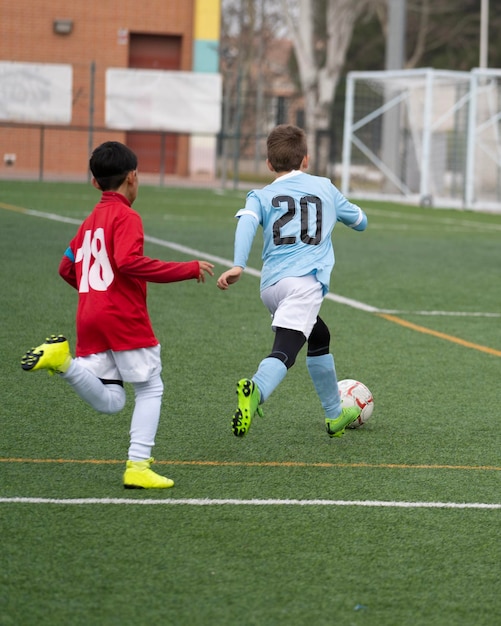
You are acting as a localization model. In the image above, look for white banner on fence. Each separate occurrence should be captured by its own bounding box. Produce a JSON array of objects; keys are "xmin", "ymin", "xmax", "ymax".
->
[
  {"xmin": 105, "ymin": 68, "xmax": 222, "ymax": 134},
  {"xmin": 0, "ymin": 61, "xmax": 72, "ymax": 124}
]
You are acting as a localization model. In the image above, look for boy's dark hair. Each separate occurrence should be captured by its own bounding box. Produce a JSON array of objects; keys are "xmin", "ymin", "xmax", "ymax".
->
[
  {"xmin": 267, "ymin": 124, "xmax": 308, "ymax": 172},
  {"xmin": 89, "ymin": 141, "xmax": 138, "ymax": 191}
]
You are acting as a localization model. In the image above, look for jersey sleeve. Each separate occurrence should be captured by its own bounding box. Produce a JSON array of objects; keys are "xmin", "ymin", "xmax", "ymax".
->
[
  {"xmin": 113, "ymin": 211, "xmax": 200, "ymax": 283},
  {"xmin": 121, "ymin": 257, "xmax": 201, "ymax": 283},
  {"xmin": 233, "ymin": 192, "xmax": 261, "ymax": 268},
  {"xmin": 233, "ymin": 213, "xmax": 259, "ymax": 269},
  {"xmin": 335, "ymin": 189, "xmax": 368, "ymax": 231},
  {"xmin": 59, "ymin": 245, "xmax": 78, "ymax": 289}
]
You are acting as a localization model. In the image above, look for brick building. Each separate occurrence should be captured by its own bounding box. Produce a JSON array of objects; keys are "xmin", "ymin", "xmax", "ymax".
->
[{"xmin": 0, "ymin": 0, "xmax": 221, "ymax": 180}]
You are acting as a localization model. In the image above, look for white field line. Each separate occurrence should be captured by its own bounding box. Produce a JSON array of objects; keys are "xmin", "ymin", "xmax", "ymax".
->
[
  {"xmin": 368, "ymin": 208, "xmax": 501, "ymax": 231},
  {"xmin": 145, "ymin": 235, "xmax": 501, "ymax": 318},
  {"xmin": 0, "ymin": 497, "xmax": 500, "ymax": 509},
  {"xmin": 19, "ymin": 208, "xmax": 501, "ymax": 318},
  {"xmin": 25, "ymin": 209, "xmax": 82, "ymax": 225}
]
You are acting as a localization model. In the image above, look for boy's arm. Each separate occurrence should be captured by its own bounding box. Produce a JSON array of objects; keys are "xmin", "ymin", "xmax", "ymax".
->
[
  {"xmin": 59, "ymin": 247, "xmax": 78, "ymax": 289},
  {"xmin": 114, "ymin": 214, "xmax": 211, "ymax": 283},
  {"xmin": 60, "ymin": 250, "xmax": 212, "ymax": 287},
  {"xmin": 233, "ymin": 212, "xmax": 259, "ymax": 268},
  {"xmin": 335, "ymin": 191, "xmax": 368, "ymax": 231},
  {"xmin": 217, "ymin": 212, "xmax": 258, "ymax": 290},
  {"xmin": 217, "ymin": 266, "xmax": 243, "ymax": 290},
  {"xmin": 119, "ymin": 256, "xmax": 203, "ymax": 283}
]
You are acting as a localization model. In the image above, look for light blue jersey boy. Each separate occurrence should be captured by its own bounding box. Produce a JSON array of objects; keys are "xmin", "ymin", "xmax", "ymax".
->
[{"xmin": 217, "ymin": 124, "xmax": 368, "ymax": 440}]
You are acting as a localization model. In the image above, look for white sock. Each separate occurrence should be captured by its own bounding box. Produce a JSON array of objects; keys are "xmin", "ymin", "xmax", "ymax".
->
[{"xmin": 128, "ymin": 374, "xmax": 164, "ymax": 461}]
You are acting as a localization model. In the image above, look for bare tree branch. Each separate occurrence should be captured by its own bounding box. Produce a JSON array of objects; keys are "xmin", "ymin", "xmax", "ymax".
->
[{"xmin": 406, "ymin": 0, "xmax": 430, "ymax": 69}]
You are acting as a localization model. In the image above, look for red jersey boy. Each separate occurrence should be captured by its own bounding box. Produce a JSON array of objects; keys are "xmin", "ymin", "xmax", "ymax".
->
[{"xmin": 22, "ymin": 141, "xmax": 214, "ymax": 489}]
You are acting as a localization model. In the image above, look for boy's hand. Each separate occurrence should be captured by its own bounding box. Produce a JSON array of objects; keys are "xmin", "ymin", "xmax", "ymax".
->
[
  {"xmin": 217, "ymin": 266, "xmax": 243, "ymax": 290},
  {"xmin": 197, "ymin": 261, "xmax": 215, "ymax": 283}
]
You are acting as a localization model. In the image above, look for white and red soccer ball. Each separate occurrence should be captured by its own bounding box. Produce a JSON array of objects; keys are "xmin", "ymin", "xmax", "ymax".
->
[{"xmin": 338, "ymin": 379, "xmax": 374, "ymax": 428}]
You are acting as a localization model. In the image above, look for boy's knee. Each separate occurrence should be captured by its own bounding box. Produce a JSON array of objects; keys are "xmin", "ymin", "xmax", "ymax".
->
[
  {"xmin": 269, "ymin": 327, "xmax": 306, "ymax": 369},
  {"xmin": 307, "ymin": 317, "xmax": 330, "ymax": 356},
  {"xmin": 133, "ymin": 376, "xmax": 164, "ymax": 399},
  {"xmin": 100, "ymin": 384, "xmax": 127, "ymax": 414}
]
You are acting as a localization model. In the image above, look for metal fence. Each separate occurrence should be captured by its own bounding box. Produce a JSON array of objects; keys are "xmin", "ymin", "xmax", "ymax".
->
[
  {"xmin": 0, "ymin": 122, "xmax": 274, "ymax": 188},
  {"xmin": 0, "ymin": 60, "xmax": 326, "ymax": 189}
]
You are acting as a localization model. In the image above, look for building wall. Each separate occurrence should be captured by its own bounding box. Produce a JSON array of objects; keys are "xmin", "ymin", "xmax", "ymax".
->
[
  {"xmin": 190, "ymin": 0, "xmax": 220, "ymax": 177},
  {"xmin": 0, "ymin": 0, "xmax": 201, "ymax": 179}
]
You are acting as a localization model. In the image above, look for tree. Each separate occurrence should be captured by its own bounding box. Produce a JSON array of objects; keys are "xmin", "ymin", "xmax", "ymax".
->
[
  {"xmin": 404, "ymin": 0, "xmax": 489, "ymax": 70},
  {"xmin": 220, "ymin": 0, "xmax": 287, "ymax": 181},
  {"xmin": 280, "ymin": 0, "xmax": 379, "ymax": 173},
  {"xmin": 350, "ymin": 0, "xmax": 501, "ymax": 73},
  {"xmin": 221, "ymin": 0, "xmax": 498, "ymax": 179}
]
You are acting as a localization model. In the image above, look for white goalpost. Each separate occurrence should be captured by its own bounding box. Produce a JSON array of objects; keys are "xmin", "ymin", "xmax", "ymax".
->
[
  {"xmin": 466, "ymin": 68, "xmax": 501, "ymax": 210},
  {"xmin": 342, "ymin": 68, "xmax": 501, "ymax": 212}
]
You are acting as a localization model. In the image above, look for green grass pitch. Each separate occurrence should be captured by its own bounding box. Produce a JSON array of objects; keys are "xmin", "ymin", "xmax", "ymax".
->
[{"xmin": 1, "ymin": 180, "xmax": 500, "ymax": 625}]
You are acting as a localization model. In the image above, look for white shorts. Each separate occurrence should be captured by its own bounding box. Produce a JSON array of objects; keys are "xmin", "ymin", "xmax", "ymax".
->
[
  {"xmin": 75, "ymin": 345, "xmax": 162, "ymax": 384},
  {"xmin": 260, "ymin": 275, "xmax": 323, "ymax": 338}
]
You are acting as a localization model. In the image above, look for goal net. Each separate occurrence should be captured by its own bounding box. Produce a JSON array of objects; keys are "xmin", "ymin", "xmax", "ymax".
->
[
  {"xmin": 465, "ymin": 69, "xmax": 501, "ymax": 210},
  {"xmin": 341, "ymin": 68, "xmax": 501, "ymax": 211}
]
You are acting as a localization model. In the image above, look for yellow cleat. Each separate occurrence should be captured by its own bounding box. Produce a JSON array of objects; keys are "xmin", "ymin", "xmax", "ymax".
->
[
  {"xmin": 325, "ymin": 406, "xmax": 361, "ymax": 438},
  {"xmin": 123, "ymin": 458, "xmax": 174, "ymax": 489},
  {"xmin": 232, "ymin": 378, "xmax": 263, "ymax": 437},
  {"xmin": 21, "ymin": 334, "xmax": 72, "ymax": 375}
]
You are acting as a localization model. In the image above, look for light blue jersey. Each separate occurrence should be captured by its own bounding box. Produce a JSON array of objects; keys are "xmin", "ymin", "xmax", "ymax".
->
[{"xmin": 234, "ymin": 170, "xmax": 367, "ymax": 294}]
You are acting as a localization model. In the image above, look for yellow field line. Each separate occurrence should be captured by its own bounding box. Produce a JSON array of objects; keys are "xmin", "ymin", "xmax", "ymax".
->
[
  {"xmin": 0, "ymin": 201, "xmax": 27, "ymax": 213},
  {"xmin": 1, "ymin": 457, "xmax": 500, "ymax": 471},
  {"xmin": 378, "ymin": 313, "xmax": 501, "ymax": 357}
]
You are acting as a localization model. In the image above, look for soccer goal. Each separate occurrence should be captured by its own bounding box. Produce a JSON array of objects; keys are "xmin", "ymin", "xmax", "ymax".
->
[
  {"xmin": 341, "ymin": 68, "xmax": 501, "ymax": 212},
  {"xmin": 465, "ymin": 68, "xmax": 501, "ymax": 210}
]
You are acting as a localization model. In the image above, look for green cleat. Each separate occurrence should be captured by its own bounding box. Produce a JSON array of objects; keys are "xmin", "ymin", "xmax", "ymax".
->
[
  {"xmin": 21, "ymin": 334, "xmax": 72, "ymax": 375},
  {"xmin": 325, "ymin": 406, "xmax": 361, "ymax": 438},
  {"xmin": 123, "ymin": 458, "xmax": 174, "ymax": 489},
  {"xmin": 232, "ymin": 378, "xmax": 263, "ymax": 437}
]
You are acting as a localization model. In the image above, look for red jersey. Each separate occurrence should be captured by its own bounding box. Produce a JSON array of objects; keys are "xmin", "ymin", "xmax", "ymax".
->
[{"xmin": 59, "ymin": 192, "xmax": 200, "ymax": 357}]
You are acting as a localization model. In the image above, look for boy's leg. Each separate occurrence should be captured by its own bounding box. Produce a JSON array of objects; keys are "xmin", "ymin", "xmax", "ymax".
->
[
  {"xmin": 232, "ymin": 359, "xmax": 286, "ymax": 437},
  {"xmin": 128, "ymin": 373, "xmax": 163, "ymax": 461},
  {"xmin": 124, "ymin": 374, "xmax": 173, "ymax": 489},
  {"xmin": 306, "ymin": 318, "xmax": 360, "ymax": 438},
  {"xmin": 233, "ymin": 276, "xmax": 321, "ymax": 437},
  {"xmin": 233, "ymin": 328, "xmax": 304, "ymax": 437},
  {"xmin": 306, "ymin": 353, "xmax": 341, "ymax": 415},
  {"xmin": 21, "ymin": 335, "xmax": 126, "ymax": 413},
  {"xmin": 62, "ymin": 362, "xmax": 126, "ymax": 413}
]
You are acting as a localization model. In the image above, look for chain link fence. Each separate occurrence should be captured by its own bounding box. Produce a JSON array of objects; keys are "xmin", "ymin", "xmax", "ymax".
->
[{"xmin": 1, "ymin": 61, "xmax": 344, "ymax": 189}]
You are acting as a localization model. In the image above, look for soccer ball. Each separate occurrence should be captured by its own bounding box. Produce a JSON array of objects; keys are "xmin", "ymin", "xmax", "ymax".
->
[{"xmin": 338, "ymin": 379, "xmax": 374, "ymax": 428}]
